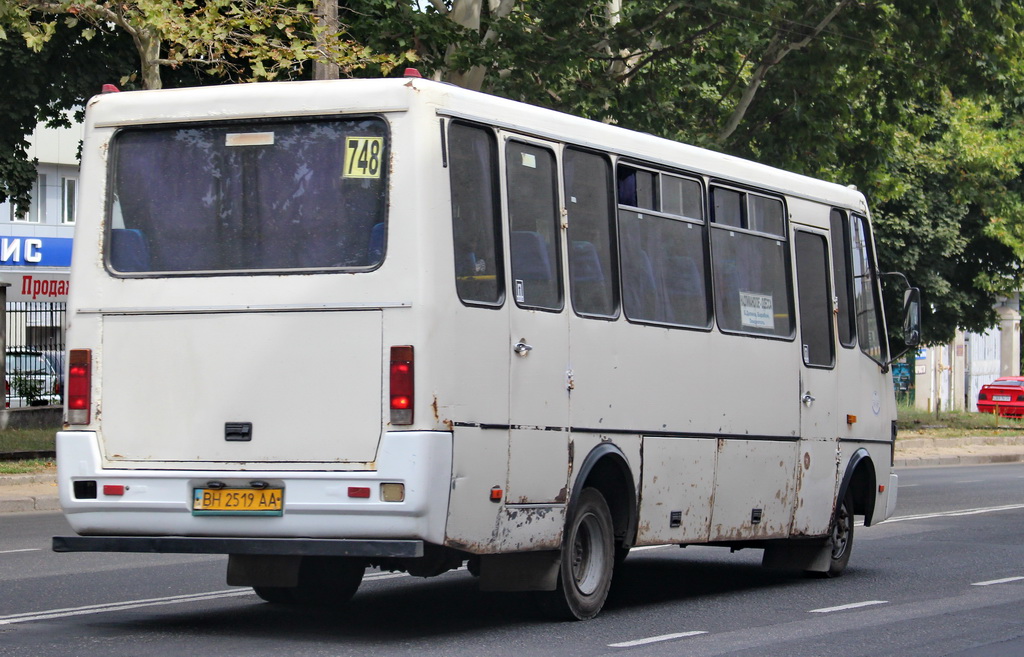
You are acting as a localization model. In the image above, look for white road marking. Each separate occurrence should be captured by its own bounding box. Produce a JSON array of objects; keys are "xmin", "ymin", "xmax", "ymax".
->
[
  {"xmin": 0, "ymin": 566, "xmax": 456, "ymax": 625},
  {"xmin": 609, "ymin": 631, "xmax": 707, "ymax": 647},
  {"xmin": 972, "ymin": 576, "xmax": 1024, "ymax": 587},
  {"xmin": 809, "ymin": 600, "xmax": 888, "ymax": 614},
  {"xmin": 630, "ymin": 545, "xmax": 672, "ymax": 553},
  {"xmin": 880, "ymin": 504, "xmax": 1024, "ymax": 524},
  {"xmin": 0, "ymin": 548, "xmax": 41, "ymax": 555},
  {"xmin": 0, "ymin": 590, "xmax": 252, "ymax": 625}
]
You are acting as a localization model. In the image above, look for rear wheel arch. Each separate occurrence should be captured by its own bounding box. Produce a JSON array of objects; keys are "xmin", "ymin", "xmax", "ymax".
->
[{"xmin": 570, "ymin": 443, "xmax": 637, "ymax": 551}]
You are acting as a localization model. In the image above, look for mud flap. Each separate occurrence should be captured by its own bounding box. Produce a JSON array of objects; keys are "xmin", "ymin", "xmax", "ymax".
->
[
  {"xmin": 761, "ymin": 541, "xmax": 831, "ymax": 573},
  {"xmin": 227, "ymin": 554, "xmax": 301, "ymax": 587},
  {"xmin": 478, "ymin": 551, "xmax": 560, "ymax": 591}
]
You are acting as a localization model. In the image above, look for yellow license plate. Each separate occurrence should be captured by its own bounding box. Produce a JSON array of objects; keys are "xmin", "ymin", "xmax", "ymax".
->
[{"xmin": 192, "ymin": 488, "xmax": 284, "ymax": 516}]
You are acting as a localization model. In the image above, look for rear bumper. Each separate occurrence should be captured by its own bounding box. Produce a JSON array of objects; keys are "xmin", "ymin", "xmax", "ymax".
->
[
  {"xmin": 56, "ymin": 430, "xmax": 453, "ymax": 545},
  {"xmin": 53, "ymin": 535, "xmax": 422, "ymax": 558},
  {"xmin": 977, "ymin": 403, "xmax": 1024, "ymax": 417}
]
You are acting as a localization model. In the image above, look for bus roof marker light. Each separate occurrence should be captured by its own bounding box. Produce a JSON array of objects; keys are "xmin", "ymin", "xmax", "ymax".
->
[{"xmin": 403, "ymin": 68, "xmax": 423, "ymax": 78}]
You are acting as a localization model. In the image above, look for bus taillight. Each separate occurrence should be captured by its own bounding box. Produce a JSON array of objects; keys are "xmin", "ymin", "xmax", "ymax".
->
[
  {"xmin": 68, "ymin": 349, "xmax": 92, "ymax": 425},
  {"xmin": 390, "ymin": 346, "xmax": 414, "ymax": 425}
]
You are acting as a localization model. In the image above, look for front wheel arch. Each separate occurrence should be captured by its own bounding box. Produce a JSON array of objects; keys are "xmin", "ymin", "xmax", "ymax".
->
[{"xmin": 838, "ymin": 448, "xmax": 877, "ymax": 526}]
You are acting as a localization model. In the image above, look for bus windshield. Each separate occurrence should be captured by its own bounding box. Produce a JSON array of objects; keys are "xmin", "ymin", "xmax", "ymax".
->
[{"xmin": 106, "ymin": 117, "xmax": 388, "ymax": 275}]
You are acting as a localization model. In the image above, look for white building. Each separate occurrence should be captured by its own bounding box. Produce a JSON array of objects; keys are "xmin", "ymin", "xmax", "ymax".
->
[
  {"xmin": 1, "ymin": 119, "xmax": 78, "ymax": 352},
  {"xmin": 913, "ymin": 296, "xmax": 1021, "ymax": 412},
  {"xmin": 0, "ymin": 117, "xmax": 79, "ymax": 303}
]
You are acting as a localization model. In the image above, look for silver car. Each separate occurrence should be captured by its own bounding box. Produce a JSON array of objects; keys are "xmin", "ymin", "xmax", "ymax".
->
[{"xmin": 5, "ymin": 350, "xmax": 61, "ymax": 408}]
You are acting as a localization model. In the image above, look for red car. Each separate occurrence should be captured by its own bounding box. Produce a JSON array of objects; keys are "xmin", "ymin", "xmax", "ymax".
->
[{"xmin": 977, "ymin": 377, "xmax": 1024, "ymax": 417}]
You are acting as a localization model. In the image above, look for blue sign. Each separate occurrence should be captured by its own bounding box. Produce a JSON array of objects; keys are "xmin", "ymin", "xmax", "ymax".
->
[{"xmin": 0, "ymin": 236, "xmax": 73, "ymax": 267}]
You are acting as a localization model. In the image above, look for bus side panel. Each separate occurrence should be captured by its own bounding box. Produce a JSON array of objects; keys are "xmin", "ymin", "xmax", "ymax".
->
[
  {"xmin": 710, "ymin": 439, "xmax": 797, "ymax": 541},
  {"xmin": 567, "ymin": 322, "xmax": 799, "ymax": 437},
  {"xmin": 790, "ymin": 438, "xmax": 840, "ymax": 536},
  {"xmin": 636, "ymin": 436, "xmax": 715, "ymax": 544},
  {"xmin": 445, "ymin": 426, "xmax": 568, "ymax": 553}
]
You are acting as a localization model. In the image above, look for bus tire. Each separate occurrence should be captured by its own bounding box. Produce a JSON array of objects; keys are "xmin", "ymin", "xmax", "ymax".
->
[
  {"xmin": 822, "ymin": 488, "xmax": 854, "ymax": 578},
  {"xmin": 538, "ymin": 487, "xmax": 615, "ymax": 620}
]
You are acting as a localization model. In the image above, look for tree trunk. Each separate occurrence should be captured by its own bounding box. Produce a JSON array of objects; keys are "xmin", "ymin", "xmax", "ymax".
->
[
  {"xmin": 313, "ymin": 0, "xmax": 340, "ymax": 80},
  {"xmin": 136, "ymin": 26, "xmax": 163, "ymax": 90}
]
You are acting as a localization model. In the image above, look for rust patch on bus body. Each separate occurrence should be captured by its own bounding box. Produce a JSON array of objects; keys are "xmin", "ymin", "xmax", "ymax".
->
[{"xmin": 499, "ymin": 506, "xmax": 562, "ymax": 551}]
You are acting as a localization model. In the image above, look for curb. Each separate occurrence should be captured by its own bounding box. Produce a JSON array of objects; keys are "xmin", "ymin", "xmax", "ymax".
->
[
  {"xmin": 0, "ymin": 495, "xmax": 61, "ymax": 514},
  {"xmin": 894, "ymin": 452, "xmax": 1024, "ymax": 468},
  {"xmin": 0, "ymin": 474, "xmax": 60, "ymax": 514}
]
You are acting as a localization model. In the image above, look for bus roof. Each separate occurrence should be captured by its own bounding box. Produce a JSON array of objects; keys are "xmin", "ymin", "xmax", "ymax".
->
[{"xmin": 86, "ymin": 77, "xmax": 867, "ymax": 212}]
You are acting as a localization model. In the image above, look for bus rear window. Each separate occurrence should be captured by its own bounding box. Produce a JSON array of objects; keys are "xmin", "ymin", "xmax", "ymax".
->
[{"xmin": 107, "ymin": 118, "xmax": 388, "ymax": 275}]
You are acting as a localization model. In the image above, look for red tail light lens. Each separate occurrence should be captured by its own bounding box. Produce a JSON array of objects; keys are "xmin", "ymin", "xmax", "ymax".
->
[
  {"xmin": 68, "ymin": 349, "xmax": 91, "ymax": 425},
  {"xmin": 390, "ymin": 346, "xmax": 414, "ymax": 425}
]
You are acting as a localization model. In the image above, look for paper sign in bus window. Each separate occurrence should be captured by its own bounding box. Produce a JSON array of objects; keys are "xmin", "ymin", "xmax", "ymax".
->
[
  {"xmin": 740, "ymin": 291, "xmax": 774, "ymax": 330},
  {"xmin": 344, "ymin": 136, "xmax": 384, "ymax": 178}
]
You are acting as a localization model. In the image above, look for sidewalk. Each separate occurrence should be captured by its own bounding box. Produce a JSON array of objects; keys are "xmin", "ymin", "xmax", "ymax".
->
[
  {"xmin": 0, "ymin": 473, "xmax": 60, "ymax": 514},
  {"xmin": 893, "ymin": 434, "xmax": 1024, "ymax": 468},
  {"xmin": 2, "ymin": 436, "xmax": 1023, "ymax": 515}
]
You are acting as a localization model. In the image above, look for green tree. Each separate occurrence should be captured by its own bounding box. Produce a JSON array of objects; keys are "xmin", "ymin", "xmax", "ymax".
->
[
  {"xmin": 4, "ymin": 1, "xmax": 409, "ymax": 90},
  {"xmin": 6, "ymin": 0, "xmax": 1024, "ymax": 344},
  {"xmin": 0, "ymin": 18, "xmax": 136, "ymax": 215},
  {"xmin": 351, "ymin": 0, "xmax": 1024, "ymax": 344},
  {"xmin": 0, "ymin": 0, "xmax": 413, "ymax": 211}
]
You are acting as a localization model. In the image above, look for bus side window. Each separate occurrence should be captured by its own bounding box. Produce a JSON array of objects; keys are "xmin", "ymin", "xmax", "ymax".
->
[
  {"xmin": 795, "ymin": 231, "xmax": 836, "ymax": 367},
  {"xmin": 448, "ymin": 122, "xmax": 504, "ymax": 306},
  {"xmin": 711, "ymin": 187, "xmax": 794, "ymax": 339},
  {"xmin": 565, "ymin": 149, "xmax": 618, "ymax": 318},
  {"xmin": 617, "ymin": 165, "xmax": 710, "ymax": 329},
  {"xmin": 506, "ymin": 141, "xmax": 562, "ymax": 311},
  {"xmin": 851, "ymin": 214, "xmax": 887, "ymax": 364},
  {"xmin": 829, "ymin": 209, "xmax": 856, "ymax": 347}
]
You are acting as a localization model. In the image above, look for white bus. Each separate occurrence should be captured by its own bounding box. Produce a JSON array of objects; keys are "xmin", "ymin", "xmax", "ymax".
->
[{"xmin": 53, "ymin": 75, "xmax": 920, "ymax": 620}]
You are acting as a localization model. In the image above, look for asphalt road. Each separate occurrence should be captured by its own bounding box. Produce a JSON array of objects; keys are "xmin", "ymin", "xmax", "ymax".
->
[{"xmin": 1, "ymin": 463, "xmax": 1022, "ymax": 656}]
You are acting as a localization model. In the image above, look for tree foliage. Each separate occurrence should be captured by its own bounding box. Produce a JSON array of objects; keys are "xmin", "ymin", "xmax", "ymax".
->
[
  {"xmin": 0, "ymin": 17, "xmax": 136, "ymax": 215},
  {"xmin": 4, "ymin": 0, "xmax": 1024, "ymax": 344},
  {"xmin": 353, "ymin": 0, "xmax": 1024, "ymax": 344},
  {"xmin": 3, "ymin": 1, "xmax": 412, "ymax": 90}
]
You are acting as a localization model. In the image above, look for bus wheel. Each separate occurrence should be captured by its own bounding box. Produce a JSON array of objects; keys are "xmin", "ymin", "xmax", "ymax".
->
[
  {"xmin": 539, "ymin": 487, "xmax": 615, "ymax": 620},
  {"xmin": 823, "ymin": 489, "xmax": 854, "ymax": 577}
]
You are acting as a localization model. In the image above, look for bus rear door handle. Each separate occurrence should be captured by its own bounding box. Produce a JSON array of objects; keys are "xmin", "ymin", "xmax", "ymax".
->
[
  {"xmin": 514, "ymin": 341, "xmax": 533, "ymax": 355},
  {"xmin": 802, "ymin": 392, "xmax": 816, "ymax": 406}
]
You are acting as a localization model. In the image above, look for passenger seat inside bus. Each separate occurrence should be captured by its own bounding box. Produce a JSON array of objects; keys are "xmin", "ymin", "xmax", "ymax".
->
[
  {"xmin": 511, "ymin": 230, "xmax": 557, "ymax": 308},
  {"xmin": 109, "ymin": 228, "xmax": 151, "ymax": 272},
  {"xmin": 570, "ymin": 240, "xmax": 610, "ymax": 314}
]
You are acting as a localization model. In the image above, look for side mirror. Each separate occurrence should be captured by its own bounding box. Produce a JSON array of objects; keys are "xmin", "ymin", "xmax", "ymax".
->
[{"xmin": 902, "ymin": 287, "xmax": 921, "ymax": 347}]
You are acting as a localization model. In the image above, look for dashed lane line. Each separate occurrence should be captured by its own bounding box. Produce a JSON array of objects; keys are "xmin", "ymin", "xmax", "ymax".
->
[
  {"xmin": 609, "ymin": 631, "xmax": 708, "ymax": 648},
  {"xmin": 972, "ymin": 576, "xmax": 1024, "ymax": 587},
  {"xmin": 809, "ymin": 600, "xmax": 888, "ymax": 614}
]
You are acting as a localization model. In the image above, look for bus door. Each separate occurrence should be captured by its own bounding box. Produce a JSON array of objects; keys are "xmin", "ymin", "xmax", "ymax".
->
[
  {"xmin": 503, "ymin": 137, "xmax": 571, "ymax": 506},
  {"xmin": 792, "ymin": 227, "xmax": 840, "ymax": 535}
]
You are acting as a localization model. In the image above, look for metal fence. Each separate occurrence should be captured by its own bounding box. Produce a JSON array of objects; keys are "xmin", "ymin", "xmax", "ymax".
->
[{"xmin": 5, "ymin": 301, "xmax": 67, "ymax": 408}]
